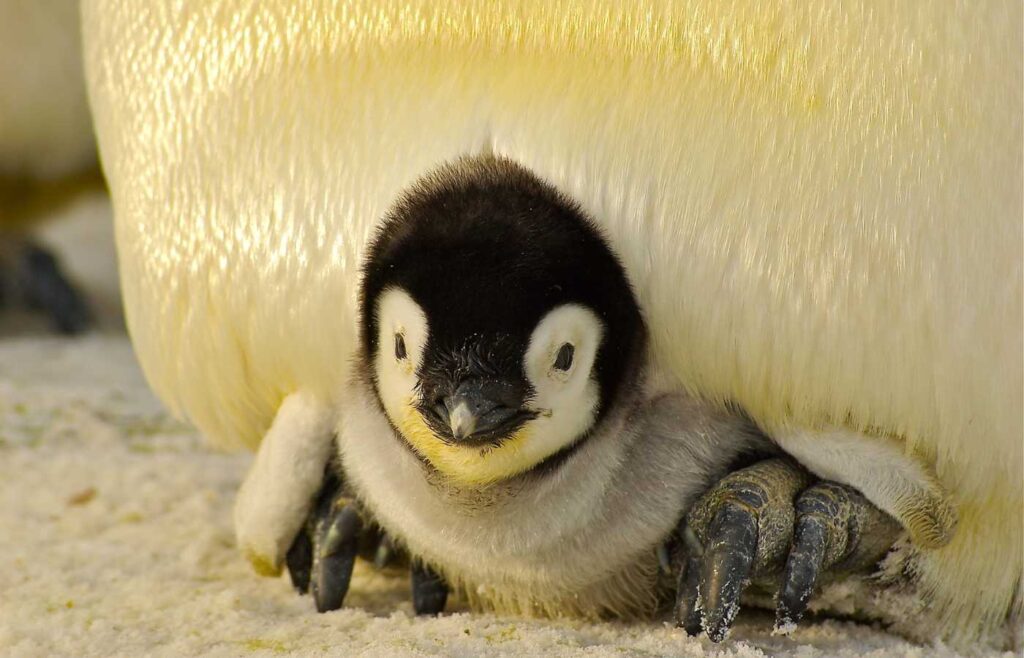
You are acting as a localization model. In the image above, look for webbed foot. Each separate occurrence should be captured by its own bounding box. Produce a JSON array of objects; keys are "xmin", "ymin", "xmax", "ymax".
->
[
  {"xmin": 285, "ymin": 471, "xmax": 449, "ymax": 615},
  {"xmin": 673, "ymin": 458, "xmax": 900, "ymax": 642}
]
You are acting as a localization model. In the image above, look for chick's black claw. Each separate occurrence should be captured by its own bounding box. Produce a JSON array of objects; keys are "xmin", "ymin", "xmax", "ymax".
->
[
  {"xmin": 286, "ymin": 527, "xmax": 313, "ymax": 594},
  {"xmin": 775, "ymin": 514, "xmax": 828, "ymax": 629},
  {"xmin": 701, "ymin": 504, "xmax": 759, "ymax": 642},
  {"xmin": 312, "ymin": 499, "xmax": 362, "ymax": 613},
  {"xmin": 675, "ymin": 458, "xmax": 813, "ymax": 642},
  {"xmin": 775, "ymin": 481, "xmax": 900, "ymax": 632},
  {"xmin": 285, "ymin": 465, "xmax": 447, "ymax": 617},
  {"xmin": 286, "ymin": 470, "xmax": 342, "ymax": 597},
  {"xmin": 411, "ymin": 562, "xmax": 448, "ymax": 616},
  {"xmin": 284, "ymin": 469, "xmax": 364, "ymax": 613},
  {"xmin": 674, "ymin": 552, "xmax": 704, "ymax": 636},
  {"xmin": 674, "ymin": 457, "xmax": 901, "ymax": 642},
  {"xmin": 775, "ymin": 482, "xmax": 847, "ymax": 630}
]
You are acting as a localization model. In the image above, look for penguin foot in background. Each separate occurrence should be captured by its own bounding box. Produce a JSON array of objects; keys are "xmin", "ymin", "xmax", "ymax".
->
[
  {"xmin": 286, "ymin": 469, "xmax": 449, "ymax": 616},
  {"xmin": 0, "ymin": 239, "xmax": 91, "ymax": 334},
  {"xmin": 673, "ymin": 458, "xmax": 901, "ymax": 642}
]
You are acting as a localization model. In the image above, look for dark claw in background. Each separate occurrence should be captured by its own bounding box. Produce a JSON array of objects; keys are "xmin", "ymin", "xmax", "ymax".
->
[
  {"xmin": 410, "ymin": 562, "xmax": 448, "ymax": 616},
  {"xmin": 16, "ymin": 243, "xmax": 91, "ymax": 334}
]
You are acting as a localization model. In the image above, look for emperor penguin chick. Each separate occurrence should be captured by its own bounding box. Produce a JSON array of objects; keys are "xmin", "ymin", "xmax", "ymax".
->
[{"xmin": 285, "ymin": 155, "xmax": 903, "ymax": 640}]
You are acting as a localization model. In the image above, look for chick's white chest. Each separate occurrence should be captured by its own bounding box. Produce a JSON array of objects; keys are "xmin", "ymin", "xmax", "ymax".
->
[{"xmin": 335, "ymin": 378, "xmax": 754, "ymax": 616}]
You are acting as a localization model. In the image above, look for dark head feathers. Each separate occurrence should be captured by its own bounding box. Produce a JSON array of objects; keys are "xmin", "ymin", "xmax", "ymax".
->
[{"xmin": 359, "ymin": 154, "xmax": 645, "ymax": 413}]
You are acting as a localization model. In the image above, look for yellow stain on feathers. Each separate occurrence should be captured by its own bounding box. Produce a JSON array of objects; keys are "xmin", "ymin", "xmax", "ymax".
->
[
  {"xmin": 243, "ymin": 548, "xmax": 283, "ymax": 578},
  {"xmin": 396, "ymin": 400, "xmax": 534, "ymax": 486}
]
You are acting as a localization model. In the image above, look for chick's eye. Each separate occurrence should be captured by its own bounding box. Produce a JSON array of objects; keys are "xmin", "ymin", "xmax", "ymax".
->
[
  {"xmin": 553, "ymin": 343, "xmax": 574, "ymax": 371},
  {"xmin": 394, "ymin": 333, "xmax": 407, "ymax": 360}
]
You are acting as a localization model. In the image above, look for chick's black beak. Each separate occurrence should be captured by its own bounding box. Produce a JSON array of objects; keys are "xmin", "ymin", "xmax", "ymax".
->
[{"xmin": 441, "ymin": 378, "xmax": 532, "ymax": 445}]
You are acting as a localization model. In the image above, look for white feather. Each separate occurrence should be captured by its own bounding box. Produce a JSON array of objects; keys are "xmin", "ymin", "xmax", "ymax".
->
[
  {"xmin": 374, "ymin": 287, "xmax": 430, "ymax": 422},
  {"xmin": 772, "ymin": 426, "xmax": 956, "ymax": 550},
  {"xmin": 233, "ymin": 391, "xmax": 335, "ymax": 576},
  {"xmin": 521, "ymin": 304, "xmax": 603, "ymax": 457}
]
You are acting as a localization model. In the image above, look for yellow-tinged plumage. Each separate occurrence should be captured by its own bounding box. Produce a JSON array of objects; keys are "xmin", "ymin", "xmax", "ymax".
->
[
  {"xmin": 82, "ymin": 0, "xmax": 1022, "ymax": 647},
  {"xmin": 397, "ymin": 399, "xmax": 535, "ymax": 486}
]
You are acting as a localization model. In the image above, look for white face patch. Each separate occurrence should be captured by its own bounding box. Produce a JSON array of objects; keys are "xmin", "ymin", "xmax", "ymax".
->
[
  {"xmin": 522, "ymin": 304, "xmax": 604, "ymax": 457},
  {"xmin": 373, "ymin": 288, "xmax": 429, "ymax": 428},
  {"xmin": 371, "ymin": 292, "xmax": 605, "ymax": 485}
]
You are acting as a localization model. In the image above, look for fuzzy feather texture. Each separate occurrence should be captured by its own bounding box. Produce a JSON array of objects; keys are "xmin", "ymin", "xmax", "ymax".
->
[
  {"xmin": 339, "ymin": 364, "xmax": 761, "ymax": 621},
  {"xmin": 233, "ymin": 390, "xmax": 335, "ymax": 575},
  {"xmin": 82, "ymin": 0, "xmax": 1022, "ymax": 647}
]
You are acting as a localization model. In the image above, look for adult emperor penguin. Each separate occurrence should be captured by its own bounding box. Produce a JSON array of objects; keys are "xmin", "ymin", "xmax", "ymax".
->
[{"xmin": 282, "ymin": 154, "xmax": 903, "ymax": 641}]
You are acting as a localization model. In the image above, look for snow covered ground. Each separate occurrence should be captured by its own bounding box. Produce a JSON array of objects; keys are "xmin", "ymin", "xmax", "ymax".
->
[{"xmin": 0, "ymin": 197, "xmax": 1005, "ymax": 657}]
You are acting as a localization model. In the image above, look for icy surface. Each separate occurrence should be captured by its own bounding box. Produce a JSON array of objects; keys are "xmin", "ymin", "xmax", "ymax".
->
[{"xmin": 0, "ymin": 199, "xmax": 1001, "ymax": 656}]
